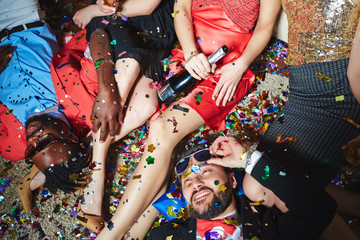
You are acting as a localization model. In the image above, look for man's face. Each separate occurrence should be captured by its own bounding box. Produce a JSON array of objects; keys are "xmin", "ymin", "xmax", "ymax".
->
[
  {"xmin": 180, "ymin": 159, "xmax": 236, "ymax": 219},
  {"xmin": 25, "ymin": 116, "xmax": 78, "ymax": 171}
]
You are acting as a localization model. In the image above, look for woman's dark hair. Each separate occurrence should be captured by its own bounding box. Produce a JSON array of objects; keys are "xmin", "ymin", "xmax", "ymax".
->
[{"xmin": 43, "ymin": 141, "xmax": 93, "ymax": 193}]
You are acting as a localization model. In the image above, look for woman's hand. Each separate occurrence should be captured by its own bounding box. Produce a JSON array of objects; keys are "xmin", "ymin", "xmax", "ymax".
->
[
  {"xmin": 184, "ymin": 53, "xmax": 213, "ymax": 80},
  {"xmin": 0, "ymin": 44, "xmax": 16, "ymax": 74},
  {"xmin": 73, "ymin": 5, "xmax": 103, "ymax": 29},
  {"xmin": 208, "ymin": 136, "xmax": 247, "ymax": 169},
  {"xmin": 96, "ymin": 0, "xmax": 118, "ymax": 15},
  {"xmin": 212, "ymin": 58, "xmax": 248, "ymax": 106},
  {"xmin": 91, "ymin": 87, "xmax": 123, "ymax": 142}
]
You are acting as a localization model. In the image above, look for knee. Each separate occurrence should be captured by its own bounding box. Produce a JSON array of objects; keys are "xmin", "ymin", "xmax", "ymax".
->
[
  {"xmin": 148, "ymin": 115, "xmax": 173, "ymax": 142},
  {"xmin": 129, "ymin": 102, "xmax": 157, "ymax": 126},
  {"xmin": 91, "ymin": 28, "xmax": 108, "ymax": 39}
]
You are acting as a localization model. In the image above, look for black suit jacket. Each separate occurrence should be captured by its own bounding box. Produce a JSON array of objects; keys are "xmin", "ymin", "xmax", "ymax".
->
[{"xmin": 147, "ymin": 154, "xmax": 337, "ymax": 240}]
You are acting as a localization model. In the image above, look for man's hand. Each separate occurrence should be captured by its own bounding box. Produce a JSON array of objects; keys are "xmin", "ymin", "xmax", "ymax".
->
[
  {"xmin": 91, "ymin": 87, "xmax": 123, "ymax": 142},
  {"xmin": 0, "ymin": 44, "xmax": 17, "ymax": 74},
  {"xmin": 208, "ymin": 136, "xmax": 247, "ymax": 169}
]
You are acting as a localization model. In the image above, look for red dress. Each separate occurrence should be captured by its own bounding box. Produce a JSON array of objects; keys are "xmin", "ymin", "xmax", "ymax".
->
[{"xmin": 168, "ymin": 0, "xmax": 259, "ymax": 131}]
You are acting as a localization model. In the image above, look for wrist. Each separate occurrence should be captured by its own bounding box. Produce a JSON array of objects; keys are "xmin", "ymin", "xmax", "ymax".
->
[
  {"xmin": 245, "ymin": 150, "xmax": 263, "ymax": 174},
  {"xmin": 184, "ymin": 49, "xmax": 199, "ymax": 61}
]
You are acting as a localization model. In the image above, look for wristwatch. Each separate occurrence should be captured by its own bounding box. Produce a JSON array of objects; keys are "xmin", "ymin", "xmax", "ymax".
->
[{"xmin": 245, "ymin": 150, "xmax": 263, "ymax": 174}]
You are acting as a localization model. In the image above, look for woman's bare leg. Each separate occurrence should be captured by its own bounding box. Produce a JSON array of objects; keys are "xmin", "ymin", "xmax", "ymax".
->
[
  {"xmin": 319, "ymin": 213, "xmax": 358, "ymax": 240},
  {"xmin": 82, "ymin": 74, "xmax": 158, "ymax": 216},
  {"xmin": 96, "ymin": 103, "xmax": 205, "ymax": 239},
  {"xmin": 325, "ymin": 183, "xmax": 360, "ymax": 217},
  {"xmin": 124, "ymin": 180, "xmax": 168, "ymax": 240}
]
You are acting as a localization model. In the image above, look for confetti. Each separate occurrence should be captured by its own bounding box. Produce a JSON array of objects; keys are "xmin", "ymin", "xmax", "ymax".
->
[
  {"xmin": 276, "ymin": 133, "xmax": 298, "ymax": 143},
  {"xmin": 191, "ymin": 165, "xmax": 200, "ymax": 174},
  {"xmin": 107, "ymin": 220, "xmax": 114, "ymax": 230},
  {"xmin": 75, "ymin": 33, "xmax": 85, "ymax": 40},
  {"xmin": 101, "ymin": 19, "xmax": 110, "ymax": 25},
  {"xmin": 171, "ymin": 11, "xmax": 179, "ymax": 17},
  {"xmin": 132, "ymin": 174, "xmax": 142, "ymax": 179},
  {"xmin": 218, "ymin": 185, "xmax": 227, "ymax": 191},
  {"xmin": 343, "ymin": 116, "xmax": 360, "ymax": 128},
  {"xmin": 214, "ymin": 180, "xmax": 219, "ymax": 185},
  {"xmin": 249, "ymin": 199, "xmax": 265, "ymax": 206},
  {"xmin": 146, "ymin": 156, "xmax": 155, "ymax": 164},
  {"xmin": 147, "ymin": 144, "xmax": 156, "ymax": 152},
  {"xmin": 262, "ymin": 165, "xmax": 270, "ymax": 180},
  {"xmin": 195, "ymin": 93, "xmax": 202, "ymax": 101},
  {"xmin": 5, "ymin": 109, "xmax": 13, "ymax": 115},
  {"xmin": 173, "ymin": 104, "xmax": 189, "ymax": 112},
  {"xmin": 316, "ymin": 72, "xmax": 332, "ymax": 82},
  {"xmin": 335, "ymin": 95, "xmax": 345, "ymax": 101}
]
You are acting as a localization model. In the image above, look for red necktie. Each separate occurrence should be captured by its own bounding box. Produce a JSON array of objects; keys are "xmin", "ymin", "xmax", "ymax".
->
[{"xmin": 197, "ymin": 218, "xmax": 239, "ymax": 238}]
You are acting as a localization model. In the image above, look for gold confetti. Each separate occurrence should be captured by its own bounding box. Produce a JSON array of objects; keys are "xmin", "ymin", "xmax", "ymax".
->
[
  {"xmin": 171, "ymin": 11, "xmax": 179, "ymax": 17},
  {"xmin": 147, "ymin": 144, "xmax": 156, "ymax": 153},
  {"xmin": 316, "ymin": 72, "xmax": 332, "ymax": 82},
  {"xmin": 218, "ymin": 185, "xmax": 227, "ymax": 191},
  {"xmin": 109, "ymin": 206, "xmax": 117, "ymax": 212},
  {"xmin": 132, "ymin": 174, "xmax": 142, "ymax": 179},
  {"xmin": 335, "ymin": 95, "xmax": 344, "ymax": 101},
  {"xmin": 249, "ymin": 199, "xmax": 265, "ymax": 206},
  {"xmin": 166, "ymin": 235, "xmax": 173, "ymax": 240},
  {"xmin": 343, "ymin": 116, "xmax": 360, "ymax": 128}
]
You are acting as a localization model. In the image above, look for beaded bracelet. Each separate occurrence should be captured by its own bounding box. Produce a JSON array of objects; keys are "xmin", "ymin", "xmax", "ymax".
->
[{"xmin": 94, "ymin": 58, "xmax": 114, "ymax": 70}]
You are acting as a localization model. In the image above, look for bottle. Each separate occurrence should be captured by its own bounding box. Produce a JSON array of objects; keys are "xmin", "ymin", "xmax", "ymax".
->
[{"xmin": 158, "ymin": 45, "xmax": 229, "ymax": 106}]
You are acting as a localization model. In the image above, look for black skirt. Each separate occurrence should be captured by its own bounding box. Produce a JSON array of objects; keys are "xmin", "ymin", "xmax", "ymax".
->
[
  {"xmin": 257, "ymin": 58, "xmax": 360, "ymax": 187},
  {"xmin": 86, "ymin": 0, "xmax": 176, "ymax": 82}
]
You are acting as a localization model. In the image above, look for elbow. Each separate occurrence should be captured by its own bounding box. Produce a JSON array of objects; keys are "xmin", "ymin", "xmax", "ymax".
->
[{"xmin": 142, "ymin": 6, "xmax": 157, "ymax": 15}]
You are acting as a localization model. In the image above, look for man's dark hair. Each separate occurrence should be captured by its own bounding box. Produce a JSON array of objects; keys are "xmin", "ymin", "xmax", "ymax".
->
[
  {"xmin": 26, "ymin": 115, "xmax": 93, "ymax": 193},
  {"xmin": 25, "ymin": 115, "xmax": 67, "ymax": 136},
  {"xmin": 43, "ymin": 141, "xmax": 93, "ymax": 193}
]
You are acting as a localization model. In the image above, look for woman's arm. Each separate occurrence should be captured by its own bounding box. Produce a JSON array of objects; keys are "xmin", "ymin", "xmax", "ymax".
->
[
  {"xmin": 96, "ymin": 0, "xmax": 162, "ymax": 17},
  {"xmin": 73, "ymin": 4, "xmax": 110, "ymax": 29},
  {"xmin": 174, "ymin": 0, "xmax": 212, "ymax": 80},
  {"xmin": 212, "ymin": 0, "xmax": 281, "ymax": 106},
  {"xmin": 347, "ymin": 17, "xmax": 360, "ymax": 104}
]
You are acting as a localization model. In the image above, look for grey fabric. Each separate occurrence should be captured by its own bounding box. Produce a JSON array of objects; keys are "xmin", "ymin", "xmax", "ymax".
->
[{"xmin": 257, "ymin": 58, "xmax": 360, "ymax": 187}]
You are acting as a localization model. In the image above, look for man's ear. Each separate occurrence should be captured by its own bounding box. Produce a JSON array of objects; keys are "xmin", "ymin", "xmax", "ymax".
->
[
  {"xmin": 230, "ymin": 172, "xmax": 237, "ymax": 189},
  {"xmin": 67, "ymin": 132, "xmax": 79, "ymax": 143}
]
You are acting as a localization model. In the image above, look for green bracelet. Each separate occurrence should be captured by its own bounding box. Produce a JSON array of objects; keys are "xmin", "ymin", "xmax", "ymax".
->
[{"xmin": 94, "ymin": 58, "xmax": 114, "ymax": 70}]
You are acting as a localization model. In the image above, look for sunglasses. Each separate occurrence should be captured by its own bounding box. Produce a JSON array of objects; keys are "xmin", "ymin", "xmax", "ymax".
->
[
  {"xmin": 175, "ymin": 149, "xmax": 220, "ymax": 178},
  {"xmin": 25, "ymin": 133, "xmax": 68, "ymax": 163}
]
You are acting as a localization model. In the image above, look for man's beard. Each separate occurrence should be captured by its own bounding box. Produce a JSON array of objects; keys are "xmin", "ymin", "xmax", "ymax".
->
[{"xmin": 188, "ymin": 180, "xmax": 233, "ymax": 220}]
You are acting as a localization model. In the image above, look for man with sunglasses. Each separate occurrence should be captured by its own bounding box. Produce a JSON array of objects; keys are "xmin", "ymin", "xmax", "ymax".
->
[{"xmin": 148, "ymin": 136, "xmax": 337, "ymax": 239}]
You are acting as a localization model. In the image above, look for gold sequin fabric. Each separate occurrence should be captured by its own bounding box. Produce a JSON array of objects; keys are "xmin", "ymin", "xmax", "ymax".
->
[{"xmin": 282, "ymin": 0, "xmax": 360, "ymax": 65}]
